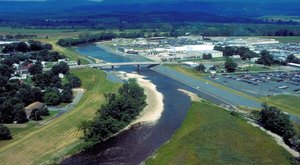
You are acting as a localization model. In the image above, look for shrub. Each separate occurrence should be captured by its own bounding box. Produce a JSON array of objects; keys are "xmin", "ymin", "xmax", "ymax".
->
[{"xmin": 0, "ymin": 124, "xmax": 12, "ymax": 140}]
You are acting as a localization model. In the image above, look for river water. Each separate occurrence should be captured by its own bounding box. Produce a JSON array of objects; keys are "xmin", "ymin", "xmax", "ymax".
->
[{"xmin": 61, "ymin": 44, "xmax": 194, "ymax": 164}]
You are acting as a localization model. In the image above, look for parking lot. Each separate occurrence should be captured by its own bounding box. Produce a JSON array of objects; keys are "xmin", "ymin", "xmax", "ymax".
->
[{"xmin": 207, "ymin": 71, "xmax": 300, "ymax": 97}]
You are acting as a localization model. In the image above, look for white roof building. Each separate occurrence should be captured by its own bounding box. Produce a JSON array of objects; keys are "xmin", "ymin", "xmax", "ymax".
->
[{"xmin": 170, "ymin": 45, "xmax": 214, "ymax": 53}]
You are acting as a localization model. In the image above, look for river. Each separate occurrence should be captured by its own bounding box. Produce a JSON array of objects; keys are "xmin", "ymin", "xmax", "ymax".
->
[{"xmin": 61, "ymin": 44, "xmax": 195, "ymax": 164}]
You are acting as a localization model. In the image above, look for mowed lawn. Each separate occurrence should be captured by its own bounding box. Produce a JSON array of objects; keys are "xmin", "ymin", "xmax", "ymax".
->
[
  {"xmin": 146, "ymin": 101, "xmax": 295, "ymax": 165},
  {"xmin": 0, "ymin": 68, "xmax": 121, "ymax": 165},
  {"xmin": 263, "ymin": 95, "xmax": 300, "ymax": 118}
]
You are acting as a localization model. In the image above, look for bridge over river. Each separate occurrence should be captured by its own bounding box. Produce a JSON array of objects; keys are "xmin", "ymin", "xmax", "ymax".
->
[{"xmin": 44, "ymin": 61, "xmax": 162, "ymax": 71}]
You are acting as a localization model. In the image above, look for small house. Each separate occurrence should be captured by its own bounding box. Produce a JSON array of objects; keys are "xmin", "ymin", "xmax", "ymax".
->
[{"xmin": 25, "ymin": 102, "xmax": 47, "ymax": 119}]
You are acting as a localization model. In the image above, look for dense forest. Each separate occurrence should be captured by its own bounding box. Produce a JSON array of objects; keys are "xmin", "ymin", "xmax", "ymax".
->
[
  {"xmin": 81, "ymin": 79, "xmax": 146, "ymax": 145},
  {"xmin": 2, "ymin": 40, "xmax": 65, "ymax": 62}
]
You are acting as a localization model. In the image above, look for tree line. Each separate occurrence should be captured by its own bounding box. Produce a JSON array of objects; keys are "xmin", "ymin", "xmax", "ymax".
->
[
  {"xmin": 0, "ymin": 34, "xmax": 37, "ymax": 40},
  {"xmin": 2, "ymin": 40, "xmax": 65, "ymax": 62},
  {"xmin": 214, "ymin": 46, "xmax": 259, "ymax": 60},
  {"xmin": 80, "ymin": 79, "xmax": 146, "ymax": 145},
  {"xmin": 57, "ymin": 31, "xmax": 176, "ymax": 47}
]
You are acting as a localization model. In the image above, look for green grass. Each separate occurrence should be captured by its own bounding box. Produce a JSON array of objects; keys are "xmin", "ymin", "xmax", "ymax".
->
[
  {"xmin": 47, "ymin": 41, "xmax": 92, "ymax": 65},
  {"xmin": 179, "ymin": 57, "xmax": 226, "ymax": 62},
  {"xmin": 263, "ymin": 95, "xmax": 300, "ymax": 118},
  {"xmin": 0, "ymin": 68, "xmax": 121, "ymax": 165},
  {"xmin": 241, "ymin": 65, "xmax": 271, "ymax": 72},
  {"xmin": 146, "ymin": 101, "xmax": 296, "ymax": 165}
]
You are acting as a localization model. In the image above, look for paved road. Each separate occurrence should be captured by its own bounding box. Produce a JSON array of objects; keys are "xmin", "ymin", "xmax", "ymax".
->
[
  {"xmin": 152, "ymin": 65, "xmax": 261, "ymax": 109},
  {"xmin": 40, "ymin": 88, "xmax": 85, "ymax": 125}
]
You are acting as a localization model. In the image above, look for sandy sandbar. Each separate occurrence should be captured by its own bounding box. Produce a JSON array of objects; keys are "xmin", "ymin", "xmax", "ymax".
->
[{"xmin": 118, "ymin": 72, "xmax": 164, "ymax": 126}]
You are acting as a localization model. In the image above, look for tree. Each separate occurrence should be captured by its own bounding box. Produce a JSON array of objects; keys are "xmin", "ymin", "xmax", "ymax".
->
[
  {"xmin": 260, "ymin": 104, "xmax": 295, "ymax": 141},
  {"xmin": 0, "ymin": 64, "xmax": 14, "ymax": 77},
  {"xmin": 1, "ymin": 57, "xmax": 19, "ymax": 67},
  {"xmin": 39, "ymin": 107, "xmax": 50, "ymax": 116},
  {"xmin": 2, "ymin": 44, "xmax": 15, "ymax": 53},
  {"xmin": 68, "ymin": 75, "xmax": 81, "ymax": 88},
  {"xmin": 14, "ymin": 110, "xmax": 28, "ymax": 124},
  {"xmin": 202, "ymin": 53, "xmax": 212, "ymax": 60},
  {"xmin": 32, "ymin": 72, "xmax": 61, "ymax": 89},
  {"xmin": 28, "ymin": 62, "xmax": 43, "ymax": 75},
  {"xmin": 43, "ymin": 43, "xmax": 52, "ymax": 50},
  {"xmin": 31, "ymin": 87, "xmax": 44, "ymax": 102},
  {"xmin": 195, "ymin": 64, "xmax": 206, "ymax": 72},
  {"xmin": 0, "ymin": 76, "xmax": 8, "ymax": 92},
  {"xmin": 286, "ymin": 54, "xmax": 300, "ymax": 64},
  {"xmin": 0, "ymin": 124, "xmax": 12, "ymax": 140},
  {"xmin": 18, "ymin": 88, "xmax": 34, "ymax": 106},
  {"xmin": 15, "ymin": 42, "xmax": 30, "ymax": 53},
  {"xmin": 28, "ymin": 40, "xmax": 43, "ymax": 51},
  {"xmin": 43, "ymin": 91, "xmax": 60, "ymax": 105},
  {"xmin": 223, "ymin": 46, "xmax": 235, "ymax": 56},
  {"xmin": 61, "ymin": 88, "xmax": 73, "ymax": 103},
  {"xmin": 257, "ymin": 50, "xmax": 274, "ymax": 66},
  {"xmin": 0, "ymin": 101, "xmax": 14, "ymax": 123},
  {"xmin": 225, "ymin": 57, "xmax": 237, "ymax": 73},
  {"xmin": 30, "ymin": 109, "xmax": 42, "ymax": 121},
  {"xmin": 51, "ymin": 62, "xmax": 69, "ymax": 75},
  {"xmin": 81, "ymin": 79, "xmax": 146, "ymax": 144}
]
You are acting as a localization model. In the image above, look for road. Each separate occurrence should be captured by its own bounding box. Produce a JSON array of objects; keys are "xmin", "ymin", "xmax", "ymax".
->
[
  {"xmin": 152, "ymin": 65, "xmax": 261, "ymax": 108},
  {"xmin": 43, "ymin": 62, "xmax": 161, "ymax": 71},
  {"xmin": 39, "ymin": 88, "xmax": 85, "ymax": 125}
]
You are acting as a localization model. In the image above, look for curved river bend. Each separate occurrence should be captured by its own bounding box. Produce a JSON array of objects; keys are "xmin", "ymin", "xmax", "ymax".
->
[{"xmin": 61, "ymin": 44, "xmax": 194, "ymax": 164}]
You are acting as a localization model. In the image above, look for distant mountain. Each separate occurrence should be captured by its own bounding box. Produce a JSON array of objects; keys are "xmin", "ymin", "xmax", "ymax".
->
[
  {"xmin": 0, "ymin": 0, "xmax": 299, "ymax": 28},
  {"xmin": 0, "ymin": 0, "xmax": 299, "ymax": 17}
]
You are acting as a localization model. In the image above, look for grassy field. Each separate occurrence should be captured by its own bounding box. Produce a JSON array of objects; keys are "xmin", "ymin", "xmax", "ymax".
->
[
  {"xmin": 240, "ymin": 65, "xmax": 271, "ymax": 72},
  {"xmin": 0, "ymin": 68, "xmax": 121, "ymax": 165},
  {"xmin": 263, "ymin": 95, "xmax": 300, "ymax": 118},
  {"xmin": 44, "ymin": 40, "xmax": 93, "ymax": 65},
  {"xmin": 146, "ymin": 101, "xmax": 296, "ymax": 165}
]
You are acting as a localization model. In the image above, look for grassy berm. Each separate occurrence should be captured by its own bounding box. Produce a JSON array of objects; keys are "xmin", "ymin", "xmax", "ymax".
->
[{"xmin": 146, "ymin": 101, "xmax": 296, "ymax": 165}]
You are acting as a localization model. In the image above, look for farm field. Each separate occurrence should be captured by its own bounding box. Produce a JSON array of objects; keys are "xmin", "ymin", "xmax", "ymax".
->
[
  {"xmin": 0, "ymin": 68, "xmax": 121, "ymax": 165},
  {"xmin": 146, "ymin": 101, "xmax": 296, "ymax": 165}
]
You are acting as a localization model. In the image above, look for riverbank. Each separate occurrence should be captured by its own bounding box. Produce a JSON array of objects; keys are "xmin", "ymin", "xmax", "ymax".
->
[
  {"xmin": 95, "ymin": 41, "xmax": 127, "ymax": 57},
  {"xmin": 95, "ymin": 41, "xmax": 153, "ymax": 62},
  {"xmin": 146, "ymin": 101, "xmax": 298, "ymax": 165},
  {"xmin": 119, "ymin": 72, "xmax": 164, "ymax": 126},
  {"xmin": 0, "ymin": 68, "xmax": 122, "ymax": 165}
]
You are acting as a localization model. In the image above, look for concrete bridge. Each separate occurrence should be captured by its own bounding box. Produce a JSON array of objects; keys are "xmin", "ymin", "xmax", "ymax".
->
[
  {"xmin": 44, "ymin": 61, "xmax": 161, "ymax": 71},
  {"xmin": 89, "ymin": 61, "xmax": 161, "ymax": 70}
]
